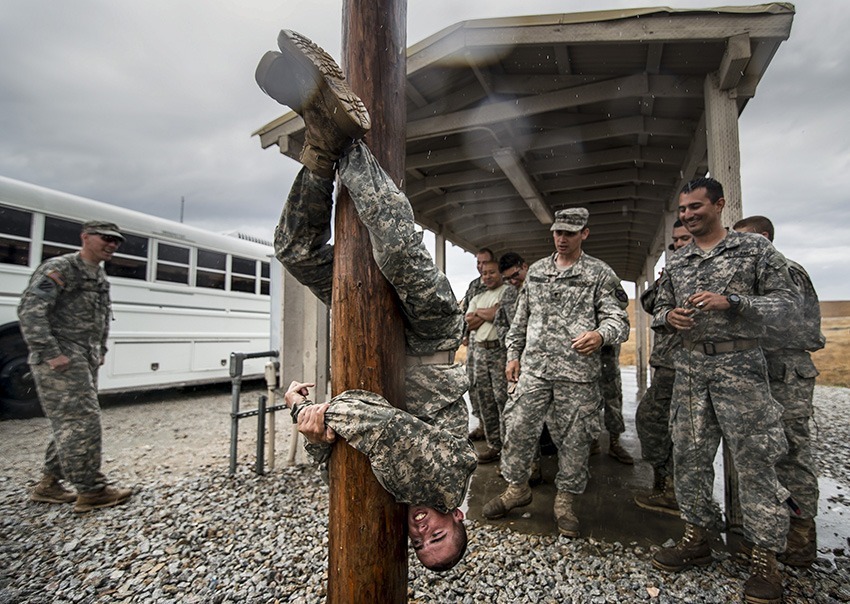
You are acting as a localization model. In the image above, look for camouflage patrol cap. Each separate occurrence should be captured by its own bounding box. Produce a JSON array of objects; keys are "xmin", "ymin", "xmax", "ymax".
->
[
  {"xmin": 82, "ymin": 220, "xmax": 125, "ymax": 241},
  {"xmin": 550, "ymin": 208, "xmax": 589, "ymax": 232}
]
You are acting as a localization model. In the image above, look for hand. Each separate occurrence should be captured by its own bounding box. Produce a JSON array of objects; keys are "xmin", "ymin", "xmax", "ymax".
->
[
  {"xmin": 665, "ymin": 307, "xmax": 696, "ymax": 330},
  {"xmin": 46, "ymin": 355, "xmax": 71, "ymax": 372},
  {"xmin": 571, "ymin": 331, "xmax": 603, "ymax": 355},
  {"xmin": 297, "ymin": 403, "xmax": 337, "ymax": 444},
  {"xmin": 284, "ymin": 380, "xmax": 315, "ymax": 409},
  {"xmin": 505, "ymin": 360, "xmax": 521, "ymax": 383},
  {"xmin": 686, "ymin": 291, "xmax": 730, "ymax": 312}
]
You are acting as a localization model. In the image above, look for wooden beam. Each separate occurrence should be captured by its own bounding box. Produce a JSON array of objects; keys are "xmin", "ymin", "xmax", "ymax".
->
[
  {"xmin": 330, "ymin": 2, "xmax": 408, "ymax": 602},
  {"xmin": 717, "ymin": 33, "xmax": 751, "ymax": 90}
]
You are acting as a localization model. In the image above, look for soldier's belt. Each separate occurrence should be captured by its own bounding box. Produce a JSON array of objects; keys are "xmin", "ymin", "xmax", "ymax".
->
[
  {"xmin": 406, "ymin": 350, "xmax": 455, "ymax": 367},
  {"xmin": 477, "ymin": 339, "xmax": 502, "ymax": 350},
  {"xmin": 682, "ymin": 338, "xmax": 759, "ymax": 356}
]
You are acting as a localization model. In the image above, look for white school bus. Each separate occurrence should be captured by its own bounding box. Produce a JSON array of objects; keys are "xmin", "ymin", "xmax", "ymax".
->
[{"xmin": 0, "ymin": 175, "xmax": 274, "ymax": 417}]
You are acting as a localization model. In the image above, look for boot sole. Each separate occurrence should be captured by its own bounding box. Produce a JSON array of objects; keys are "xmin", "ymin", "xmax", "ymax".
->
[
  {"xmin": 74, "ymin": 494, "xmax": 132, "ymax": 513},
  {"xmin": 30, "ymin": 494, "xmax": 76, "ymax": 504},
  {"xmin": 651, "ymin": 554, "xmax": 713, "ymax": 573},
  {"xmin": 634, "ymin": 496, "xmax": 680, "ymax": 517},
  {"xmin": 743, "ymin": 594, "xmax": 782, "ymax": 604},
  {"xmin": 274, "ymin": 30, "xmax": 370, "ymax": 138}
]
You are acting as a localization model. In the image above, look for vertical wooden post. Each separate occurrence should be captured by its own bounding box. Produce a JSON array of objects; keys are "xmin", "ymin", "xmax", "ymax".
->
[{"xmin": 328, "ymin": 1, "xmax": 408, "ymax": 602}]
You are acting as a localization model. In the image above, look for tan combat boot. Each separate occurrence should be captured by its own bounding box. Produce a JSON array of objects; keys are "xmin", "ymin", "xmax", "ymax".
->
[
  {"xmin": 30, "ymin": 474, "xmax": 76, "ymax": 504},
  {"xmin": 607, "ymin": 434, "xmax": 634, "ymax": 464},
  {"xmin": 779, "ymin": 517, "xmax": 817, "ymax": 567},
  {"xmin": 554, "ymin": 491, "xmax": 580, "ymax": 537},
  {"xmin": 74, "ymin": 485, "xmax": 133, "ymax": 513},
  {"xmin": 634, "ymin": 474, "xmax": 679, "ymax": 516},
  {"xmin": 255, "ymin": 30, "xmax": 371, "ymax": 178},
  {"xmin": 652, "ymin": 523, "xmax": 713, "ymax": 572},
  {"xmin": 482, "ymin": 483, "xmax": 532, "ymax": 519},
  {"xmin": 744, "ymin": 545, "xmax": 783, "ymax": 604}
]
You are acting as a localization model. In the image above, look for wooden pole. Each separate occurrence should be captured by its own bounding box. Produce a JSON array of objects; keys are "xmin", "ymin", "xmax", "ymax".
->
[{"xmin": 328, "ymin": 1, "xmax": 408, "ymax": 602}]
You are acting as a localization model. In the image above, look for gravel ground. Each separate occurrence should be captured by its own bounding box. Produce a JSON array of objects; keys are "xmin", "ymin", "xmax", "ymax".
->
[{"xmin": 1, "ymin": 383, "xmax": 849, "ymax": 604}]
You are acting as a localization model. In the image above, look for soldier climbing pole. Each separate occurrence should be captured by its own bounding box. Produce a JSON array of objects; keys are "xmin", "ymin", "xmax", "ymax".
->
[{"xmin": 328, "ymin": 1, "xmax": 409, "ymax": 602}]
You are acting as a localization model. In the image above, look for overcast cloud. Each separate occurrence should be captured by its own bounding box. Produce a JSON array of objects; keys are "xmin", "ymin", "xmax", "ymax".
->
[{"xmin": 1, "ymin": 0, "xmax": 848, "ymax": 300}]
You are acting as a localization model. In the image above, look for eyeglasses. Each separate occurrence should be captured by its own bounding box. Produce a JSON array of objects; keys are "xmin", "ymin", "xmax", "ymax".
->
[
  {"xmin": 98, "ymin": 234, "xmax": 122, "ymax": 244},
  {"xmin": 503, "ymin": 269, "xmax": 522, "ymax": 282}
]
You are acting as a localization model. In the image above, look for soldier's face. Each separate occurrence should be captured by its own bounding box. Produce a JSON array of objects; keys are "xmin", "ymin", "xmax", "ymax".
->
[
  {"xmin": 408, "ymin": 506, "xmax": 465, "ymax": 569},
  {"xmin": 670, "ymin": 226, "xmax": 693, "ymax": 250},
  {"xmin": 475, "ymin": 252, "xmax": 493, "ymax": 275},
  {"xmin": 81, "ymin": 232, "xmax": 121, "ymax": 263},
  {"xmin": 502, "ymin": 263, "xmax": 528, "ymax": 287},
  {"xmin": 678, "ymin": 188, "xmax": 724, "ymax": 237},
  {"xmin": 552, "ymin": 228, "xmax": 588, "ymax": 257},
  {"xmin": 480, "ymin": 263, "xmax": 502, "ymax": 289}
]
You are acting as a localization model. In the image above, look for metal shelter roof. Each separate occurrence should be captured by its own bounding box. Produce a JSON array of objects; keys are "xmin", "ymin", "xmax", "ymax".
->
[{"xmin": 254, "ymin": 4, "xmax": 794, "ymax": 281}]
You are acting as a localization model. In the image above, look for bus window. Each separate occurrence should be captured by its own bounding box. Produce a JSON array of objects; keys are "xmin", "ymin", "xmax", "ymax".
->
[
  {"xmin": 231, "ymin": 255, "xmax": 257, "ymax": 293},
  {"xmin": 42, "ymin": 216, "xmax": 83, "ymax": 260},
  {"xmin": 105, "ymin": 233, "xmax": 148, "ymax": 280},
  {"xmin": 260, "ymin": 261, "xmax": 270, "ymax": 295},
  {"xmin": 156, "ymin": 242, "xmax": 190, "ymax": 284},
  {"xmin": 197, "ymin": 248, "xmax": 226, "ymax": 290},
  {"xmin": 0, "ymin": 206, "xmax": 32, "ymax": 266}
]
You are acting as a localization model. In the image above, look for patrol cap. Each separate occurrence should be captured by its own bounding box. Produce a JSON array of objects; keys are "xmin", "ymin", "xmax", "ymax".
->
[
  {"xmin": 550, "ymin": 208, "xmax": 589, "ymax": 232},
  {"xmin": 82, "ymin": 220, "xmax": 125, "ymax": 241}
]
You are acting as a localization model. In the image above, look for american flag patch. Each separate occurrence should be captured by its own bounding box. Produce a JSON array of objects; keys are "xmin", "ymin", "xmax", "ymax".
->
[{"xmin": 46, "ymin": 270, "xmax": 65, "ymax": 288}]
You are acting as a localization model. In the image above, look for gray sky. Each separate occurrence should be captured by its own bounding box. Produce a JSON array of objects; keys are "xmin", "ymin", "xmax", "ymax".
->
[{"xmin": 1, "ymin": 0, "xmax": 848, "ymax": 300}]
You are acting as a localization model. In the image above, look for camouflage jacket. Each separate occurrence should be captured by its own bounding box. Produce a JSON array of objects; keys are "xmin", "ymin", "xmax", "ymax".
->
[
  {"xmin": 17, "ymin": 252, "xmax": 111, "ymax": 366},
  {"xmin": 493, "ymin": 283, "xmax": 519, "ymax": 345},
  {"xmin": 640, "ymin": 278, "xmax": 679, "ymax": 369},
  {"xmin": 505, "ymin": 252, "xmax": 630, "ymax": 382},
  {"xmin": 762, "ymin": 258, "xmax": 825, "ymax": 382},
  {"xmin": 651, "ymin": 232, "xmax": 800, "ymax": 342},
  {"xmin": 297, "ymin": 389, "xmax": 477, "ymax": 512}
]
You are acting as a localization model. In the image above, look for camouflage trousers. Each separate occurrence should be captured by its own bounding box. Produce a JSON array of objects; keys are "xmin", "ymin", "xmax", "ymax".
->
[
  {"xmin": 671, "ymin": 347, "xmax": 789, "ymax": 551},
  {"xmin": 276, "ymin": 142, "xmax": 463, "ymax": 355},
  {"xmin": 770, "ymin": 371, "xmax": 819, "ymax": 518},
  {"xmin": 30, "ymin": 353, "xmax": 107, "ymax": 493},
  {"xmin": 502, "ymin": 373, "xmax": 601, "ymax": 493},
  {"xmin": 635, "ymin": 366, "xmax": 675, "ymax": 479},
  {"xmin": 599, "ymin": 344, "xmax": 625, "ymax": 435},
  {"xmin": 466, "ymin": 341, "xmax": 481, "ymax": 421},
  {"xmin": 472, "ymin": 342, "xmax": 507, "ymax": 450}
]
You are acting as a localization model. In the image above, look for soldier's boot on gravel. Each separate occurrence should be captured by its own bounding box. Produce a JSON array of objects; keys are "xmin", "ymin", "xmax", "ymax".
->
[
  {"xmin": 652, "ymin": 523, "xmax": 713, "ymax": 572},
  {"xmin": 30, "ymin": 474, "xmax": 76, "ymax": 504},
  {"xmin": 554, "ymin": 491, "xmax": 580, "ymax": 537},
  {"xmin": 634, "ymin": 473, "xmax": 679, "ymax": 516},
  {"xmin": 607, "ymin": 434, "xmax": 634, "ymax": 464},
  {"xmin": 255, "ymin": 30, "xmax": 371, "ymax": 178},
  {"xmin": 74, "ymin": 485, "xmax": 133, "ymax": 513},
  {"xmin": 779, "ymin": 517, "xmax": 817, "ymax": 568},
  {"xmin": 744, "ymin": 546, "xmax": 783, "ymax": 604},
  {"xmin": 482, "ymin": 483, "xmax": 532, "ymax": 519}
]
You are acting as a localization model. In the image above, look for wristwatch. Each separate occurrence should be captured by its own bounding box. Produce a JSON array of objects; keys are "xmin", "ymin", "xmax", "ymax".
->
[{"xmin": 726, "ymin": 294, "xmax": 742, "ymax": 311}]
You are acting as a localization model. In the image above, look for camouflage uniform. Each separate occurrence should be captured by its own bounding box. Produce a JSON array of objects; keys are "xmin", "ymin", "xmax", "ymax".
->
[
  {"xmin": 275, "ymin": 141, "xmax": 475, "ymax": 507},
  {"xmin": 503, "ymin": 253, "xmax": 630, "ymax": 493},
  {"xmin": 468, "ymin": 285, "xmax": 509, "ymax": 450},
  {"xmin": 599, "ymin": 280, "xmax": 629, "ymax": 435},
  {"xmin": 762, "ymin": 259, "xmax": 825, "ymax": 519},
  {"xmin": 461, "ymin": 277, "xmax": 487, "ymax": 424},
  {"xmin": 17, "ymin": 252, "xmax": 111, "ymax": 493},
  {"xmin": 493, "ymin": 282, "xmax": 519, "ymax": 345},
  {"xmin": 635, "ymin": 279, "xmax": 679, "ymax": 480},
  {"xmin": 652, "ymin": 231, "xmax": 799, "ymax": 551}
]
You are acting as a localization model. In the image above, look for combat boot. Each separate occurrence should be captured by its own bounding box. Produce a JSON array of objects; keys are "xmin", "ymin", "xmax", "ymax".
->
[
  {"xmin": 477, "ymin": 446, "xmax": 501, "ymax": 464},
  {"xmin": 635, "ymin": 474, "xmax": 679, "ymax": 516},
  {"xmin": 255, "ymin": 30, "xmax": 371, "ymax": 178},
  {"xmin": 744, "ymin": 546, "xmax": 783, "ymax": 604},
  {"xmin": 607, "ymin": 434, "xmax": 634, "ymax": 464},
  {"xmin": 30, "ymin": 474, "xmax": 76, "ymax": 504},
  {"xmin": 779, "ymin": 517, "xmax": 817, "ymax": 568},
  {"xmin": 652, "ymin": 523, "xmax": 713, "ymax": 572},
  {"xmin": 589, "ymin": 438, "xmax": 601, "ymax": 456},
  {"xmin": 74, "ymin": 485, "xmax": 133, "ymax": 513},
  {"xmin": 554, "ymin": 491, "xmax": 580, "ymax": 537},
  {"xmin": 482, "ymin": 483, "xmax": 532, "ymax": 519}
]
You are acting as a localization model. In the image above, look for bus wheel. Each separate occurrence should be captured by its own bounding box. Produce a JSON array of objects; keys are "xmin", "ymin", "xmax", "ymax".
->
[{"xmin": 0, "ymin": 333, "xmax": 42, "ymax": 418}]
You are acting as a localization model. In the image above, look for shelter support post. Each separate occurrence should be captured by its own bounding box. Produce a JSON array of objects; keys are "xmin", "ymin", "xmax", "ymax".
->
[{"xmin": 328, "ymin": 1, "xmax": 409, "ymax": 602}]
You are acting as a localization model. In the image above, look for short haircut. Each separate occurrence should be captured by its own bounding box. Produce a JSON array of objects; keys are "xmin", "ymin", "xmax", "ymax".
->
[
  {"xmin": 673, "ymin": 219, "xmax": 684, "ymax": 228},
  {"xmin": 480, "ymin": 260, "xmax": 500, "ymax": 270},
  {"xmin": 681, "ymin": 177, "xmax": 724, "ymax": 203},
  {"xmin": 477, "ymin": 248, "xmax": 495, "ymax": 261},
  {"xmin": 733, "ymin": 215, "xmax": 775, "ymax": 242},
  {"xmin": 498, "ymin": 252, "xmax": 525, "ymax": 273},
  {"xmin": 424, "ymin": 521, "xmax": 468, "ymax": 573}
]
